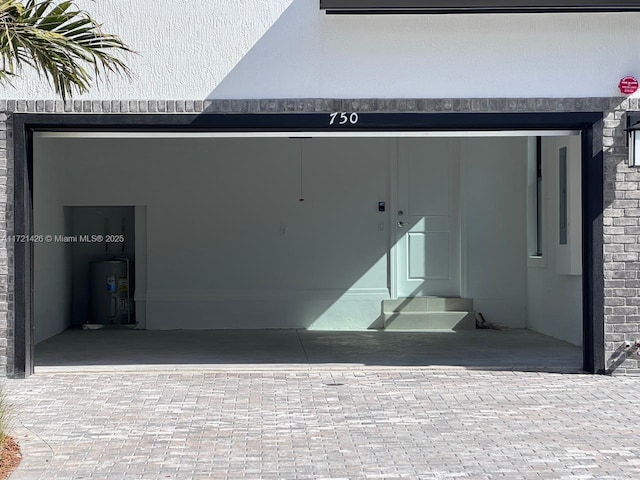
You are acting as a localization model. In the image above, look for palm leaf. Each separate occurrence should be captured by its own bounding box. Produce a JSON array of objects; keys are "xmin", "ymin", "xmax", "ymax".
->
[{"xmin": 0, "ymin": 0, "xmax": 133, "ymax": 99}]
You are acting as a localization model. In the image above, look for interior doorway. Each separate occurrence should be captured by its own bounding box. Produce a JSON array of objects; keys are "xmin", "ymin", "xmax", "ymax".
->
[
  {"xmin": 394, "ymin": 138, "xmax": 461, "ymax": 298},
  {"xmin": 67, "ymin": 207, "xmax": 135, "ymax": 326}
]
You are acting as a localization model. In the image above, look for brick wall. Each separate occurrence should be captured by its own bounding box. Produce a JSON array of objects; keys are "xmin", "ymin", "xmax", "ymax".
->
[
  {"xmin": 1, "ymin": 96, "xmax": 637, "ymax": 375},
  {"xmin": 0, "ymin": 111, "xmax": 10, "ymax": 377},
  {"xmin": 602, "ymin": 100, "xmax": 640, "ymax": 373}
]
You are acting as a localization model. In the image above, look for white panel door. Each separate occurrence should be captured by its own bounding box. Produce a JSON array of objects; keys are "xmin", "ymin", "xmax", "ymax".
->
[{"xmin": 395, "ymin": 138, "xmax": 460, "ymax": 297}]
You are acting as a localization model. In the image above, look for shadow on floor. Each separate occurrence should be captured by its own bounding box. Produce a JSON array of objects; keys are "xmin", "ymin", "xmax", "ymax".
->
[{"xmin": 34, "ymin": 328, "xmax": 583, "ymax": 373}]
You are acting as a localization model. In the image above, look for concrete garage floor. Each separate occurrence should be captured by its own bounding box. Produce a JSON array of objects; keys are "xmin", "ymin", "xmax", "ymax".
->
[{"xmin": 35, "ymin": 328, "xmax": 583, "ymax": 372}]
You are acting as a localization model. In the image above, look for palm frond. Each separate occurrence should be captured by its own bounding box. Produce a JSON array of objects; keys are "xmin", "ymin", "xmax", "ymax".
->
[{"xmin": 0, "ymin": 0, "xmax": 133, "ymax": 99}]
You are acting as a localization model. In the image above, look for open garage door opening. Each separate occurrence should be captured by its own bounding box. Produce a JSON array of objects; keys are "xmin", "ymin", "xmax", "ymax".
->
[{"xmin": 29, "ymin": 128, "xmax": 586, "ymax": 373}]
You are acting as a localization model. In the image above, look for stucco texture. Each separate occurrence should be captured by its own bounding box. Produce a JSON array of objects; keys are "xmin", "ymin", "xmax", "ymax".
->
[{"xmin": 0, "ymin": 1, "xmax": 639, "ymax": 100}]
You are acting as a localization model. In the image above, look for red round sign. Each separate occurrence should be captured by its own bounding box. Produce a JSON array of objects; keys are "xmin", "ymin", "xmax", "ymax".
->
[{"xmin": 619, "ymin": 76, "xmax": 639, "ymax": 95}]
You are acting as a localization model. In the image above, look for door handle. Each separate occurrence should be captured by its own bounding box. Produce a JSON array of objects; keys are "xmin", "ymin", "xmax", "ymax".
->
[{"xmin": 398, "ymin": 221, "xmax": 406, "ymax": 228}]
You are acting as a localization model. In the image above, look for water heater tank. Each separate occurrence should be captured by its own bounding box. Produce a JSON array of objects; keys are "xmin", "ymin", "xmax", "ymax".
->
[{"xmin": 89, "ymin": 259, "xmax": 134, "ymax": 325}]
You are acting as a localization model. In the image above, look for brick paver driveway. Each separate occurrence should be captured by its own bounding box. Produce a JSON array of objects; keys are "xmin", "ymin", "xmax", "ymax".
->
[{"xmin": 4, "ymin": 369, "xmax": 640, "ymax": 479}]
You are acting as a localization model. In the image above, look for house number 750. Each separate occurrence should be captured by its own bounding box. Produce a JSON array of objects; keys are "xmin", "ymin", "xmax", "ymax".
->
[{"xmin": 329, "ymin": 112, "xmax": 359, "ymax": 126}]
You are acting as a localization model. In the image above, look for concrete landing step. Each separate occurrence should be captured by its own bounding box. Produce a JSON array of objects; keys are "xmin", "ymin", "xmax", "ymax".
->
[
  {"xmin": 383, "ymin": 312, "xmax": 476, "ymax": 331},
  {"xmin": 382, "ymin": 297, "xmax": 475, "ymax": 331},
  {"xmin": 383, "ymin": 296, "xmax": 473, "ymax": 314}
]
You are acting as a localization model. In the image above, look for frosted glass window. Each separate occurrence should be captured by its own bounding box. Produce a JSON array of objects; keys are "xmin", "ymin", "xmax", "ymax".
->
[
  {"xmin": 559, "ymin": 147, "xmax": 568, "ymax": 245},
  {"xmin": 536, "ymin": 137, "xmax": 542, "ymax": 256}
]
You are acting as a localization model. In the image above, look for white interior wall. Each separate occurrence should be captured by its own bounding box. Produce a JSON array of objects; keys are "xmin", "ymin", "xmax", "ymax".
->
[
  {"xmin": 2, "ymin": 0, "xmax": 639, "ymax": 99},
  {"xmin": 34, "ymin": 134, "xmax": 582, "ymax": 341},
  {"xmin": 460, "ymin": 137, "xmax": 529, "ymax": 328},
  {"xmin": 34, "ymin": 136, "xmax": 390, "ymax": 335},
  {"xmin": 526, "ymin": 136, "xmax": 583, "ymax": 346},
  {"xmin": 33, "ymin": 159, "xmax": 71, "ymax": 343}
]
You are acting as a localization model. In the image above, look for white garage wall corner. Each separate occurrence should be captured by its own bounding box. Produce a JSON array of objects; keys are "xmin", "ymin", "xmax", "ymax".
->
[
  {"xmin": 527, "ymin": 270, "xmax": 583, "ymax": 347},
  {"xmin": 526, "ymin": 136, "xmax": 583, "ymax": 347},
  {"xmin": 33, "ymin": 140, "xmax": 71, "ymax": 344},
  {"xmin": 461, "ymin": 137, "xmax": 528, "ymax": 328},
  {"xmin": 0, "ymin": 1, "xmax": 639, "ymax": 99}
]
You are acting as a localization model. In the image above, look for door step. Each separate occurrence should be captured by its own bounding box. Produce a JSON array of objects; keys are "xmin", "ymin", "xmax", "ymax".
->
[{"xmin": 382, "ymin": 297, "xmax": 475, "ymax": 331}]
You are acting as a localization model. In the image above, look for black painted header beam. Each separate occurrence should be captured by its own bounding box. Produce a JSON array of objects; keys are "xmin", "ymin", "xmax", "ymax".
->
[
  {"xmin": 628, "ymin": 112, "xmax": 640, "ymax": 131},
  {"xmin": 320, "ymin": 0, "xmax": 640, "ymax": 14}
]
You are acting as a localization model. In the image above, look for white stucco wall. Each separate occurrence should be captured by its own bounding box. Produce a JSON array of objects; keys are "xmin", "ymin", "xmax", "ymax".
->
[{"xmin": 1, "ymin": 0, "xmax": 639, "ymax": 100}]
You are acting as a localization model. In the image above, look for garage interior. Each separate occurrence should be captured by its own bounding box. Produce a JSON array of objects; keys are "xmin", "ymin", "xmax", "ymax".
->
[{"xmin": 31, "ymin": 131, "xmax": 584, "ymax": 371}]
